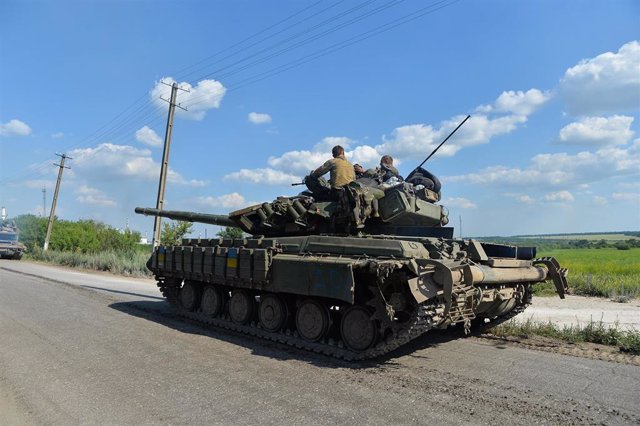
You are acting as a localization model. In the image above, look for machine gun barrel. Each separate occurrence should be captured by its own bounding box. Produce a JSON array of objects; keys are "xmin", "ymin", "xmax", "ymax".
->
[{"xmin": 134, "ymin": 207, "xmax": 238, "ymax": 228}]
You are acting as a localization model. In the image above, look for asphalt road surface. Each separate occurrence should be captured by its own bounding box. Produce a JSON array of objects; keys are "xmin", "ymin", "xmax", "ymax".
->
[{"xmin": 1, "ymin": 261, "xmax": 639, "ymax": 425}]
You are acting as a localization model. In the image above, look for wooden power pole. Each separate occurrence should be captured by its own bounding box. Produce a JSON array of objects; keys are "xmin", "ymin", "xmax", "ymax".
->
[
  {"xmin": 152, "ymin": 82, "xmax": 187, "ymax": 248},
  {"xmin": 43, "ymin": 153, "xmax": 71, "ymax": 251}
]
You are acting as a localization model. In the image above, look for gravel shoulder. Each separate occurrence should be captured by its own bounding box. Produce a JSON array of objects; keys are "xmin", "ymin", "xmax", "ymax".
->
[{"xmin": 515, "ymin": 294, "xmax": 640, "ymax": 330}]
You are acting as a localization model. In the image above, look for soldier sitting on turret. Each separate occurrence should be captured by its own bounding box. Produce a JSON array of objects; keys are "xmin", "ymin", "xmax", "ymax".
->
[
  {"xmin": 365, "ymin": 155, "xmax": 403, "ymax": 185},
  {"xmin": 305, "ymin": 145, "xmax": 355, "ymax": 201}
]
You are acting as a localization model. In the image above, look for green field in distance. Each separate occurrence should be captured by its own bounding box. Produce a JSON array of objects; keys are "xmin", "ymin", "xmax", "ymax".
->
[{"xmin": 536, "ymin": 247, "xmax": 640, "ymax": 299}]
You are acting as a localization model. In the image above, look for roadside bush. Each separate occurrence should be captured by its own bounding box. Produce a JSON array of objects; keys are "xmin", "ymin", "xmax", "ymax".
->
[{"xmin": 15, "ymin": 214, "xmax": 141, "ymax": 253}]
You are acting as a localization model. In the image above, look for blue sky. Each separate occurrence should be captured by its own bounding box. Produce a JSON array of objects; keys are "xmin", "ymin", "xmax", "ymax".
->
[{"xmin": 1, "ymin": 0, "xmax": 639, "ymax": 238}]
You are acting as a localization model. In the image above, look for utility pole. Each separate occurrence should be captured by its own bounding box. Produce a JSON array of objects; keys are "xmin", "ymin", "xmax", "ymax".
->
[
  {"xmin": 42, "ymin": 186, "xmax": 47, "ymax": 217},
  {"xmin": 152, "ymin": 82, "xmax": 188, "ymax": 248},
  {"xmin": 44, "ymin": 153, "xmax": 71, "ymax": 251}
]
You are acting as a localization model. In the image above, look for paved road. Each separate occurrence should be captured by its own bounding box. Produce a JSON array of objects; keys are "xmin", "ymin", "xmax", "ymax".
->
[{"xmin": 1, "ymin": 260, "xmax": 639, "ymax": 425}]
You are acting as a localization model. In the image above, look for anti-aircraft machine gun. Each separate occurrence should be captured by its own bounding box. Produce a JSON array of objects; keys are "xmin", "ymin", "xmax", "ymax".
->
[{"xmin": 135, "ymin": 116, "xmax": 568, "ymax": 360}]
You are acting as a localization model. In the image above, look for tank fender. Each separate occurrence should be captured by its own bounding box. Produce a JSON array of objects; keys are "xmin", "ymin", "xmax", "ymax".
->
[{"xmin": 270, "ymin": 254, "xmax": 368, "ymax": 304}]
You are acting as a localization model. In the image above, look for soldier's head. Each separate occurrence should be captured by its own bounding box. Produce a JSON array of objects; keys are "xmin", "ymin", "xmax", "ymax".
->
[
  {"xmin": 380, "ymin": 155, "xmax": 393, "ymax": 166},
  {"xmin": 353, "ymin": 164, "xmax": 364, "ymax": 175},
  {"xmin": 332, "ymin": 145, "xmax": 345, "ymax": 158}
]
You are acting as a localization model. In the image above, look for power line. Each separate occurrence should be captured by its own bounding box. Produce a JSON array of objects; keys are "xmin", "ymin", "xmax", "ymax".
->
[
  {"xmin": 188, "ymin": 0, "xmax": 389, "ymax": 83},
  {"xmin": 183, "ymin": 0, "xmax": 460, "ymax": 110},
  {"xmin": 173, "ymin": 0, "xmax": 338, "ymax": 82}
]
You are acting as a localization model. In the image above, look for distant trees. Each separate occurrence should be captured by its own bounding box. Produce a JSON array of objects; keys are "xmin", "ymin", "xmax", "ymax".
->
[
  {"xmin": 216, "ymin": 227, "xmax": 244, "ymax": 239},
  {"xmin": 14, "ymin": 214, "xmax": 141, "ymax": 253},
  {"xmin": 478, "ymin": 235, "xmax": 640, "ymax": 251},
  {"xmin": 160, "ymin": 220, "xmax": 193, "ymax": 245}
]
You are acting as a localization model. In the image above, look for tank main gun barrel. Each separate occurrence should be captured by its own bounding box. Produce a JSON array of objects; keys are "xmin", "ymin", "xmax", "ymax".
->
[{"xmin": 134, "ymin": 207, "xmax": 238, "ymax": 228}]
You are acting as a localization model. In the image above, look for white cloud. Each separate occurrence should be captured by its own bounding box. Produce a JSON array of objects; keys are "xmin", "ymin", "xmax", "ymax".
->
[
  {"xmin": 51, "ymin": 132, "xmax": 64, "ymax": 139},
  {"xmin": 612, "ymin": 192, "xmax": 640, "ymax": 203},
  {"xmin": 267, "ymin": 150, "xmax": 328, "ymax": 174},
  {"xmin": 441, "ymin": 197, "xmax": 477, "ymax": 209},
  {"xmin": 195, "ymin": 193, "xmax": 249, "ymax": 210},
  {"xmin": 348, "ymin": 145, "xmax": 380, "ymax": 166},
  {"xmin": 517, "ymin": 195, "xmax": 536, "ymax": 204},
  {"xmin": 560, "ymin": 41, "xmax": 640, "ymax": 115},
  {"xmin": 0, "ymin": 119, "xmax": 32, "ymax": 137},
  {"xmin": 446, "ymin": 142, "xmax": 640, "ymax": 189},
  {"xmin": 151, "ymin": 77, "xmax": 226, "ymax": 121},
  {"xmin": 223, "ymin": 168, "xmax": 301, "ymax": 185},
  {"xmin": 69, "ymin": 143, "xmax": 206, "ymax": 187},
  {"xmin": 593, "ymin": 196, "xmax": 607, "ymax": 205},
  {"xmin": 248, "ymin": 112, "xmax": 272, "ymax": 124},
  {"xmin": 617, "ymin": 181, "xmax": 640, "ymax": 191},
  {"xmin": 135, "ymin": 126, "xmax": 162, "ymax": 147},
  {"xmin": 75, "ymin": 185, "xmax": 117, "ymax": 206},
  {"xmin": 544, "ymin": 191, "xmax": 574, "ymax": 202},
  {"xmin": 232, "ymin": 135, "xmax": 375, "ymax": 184},
  {"xmin": 558, "ymin": 115, "xmax": 634, "ymax": 146},
  {"xmin": 313, "ymin": 136, "xmax": 353, "ymax": 152},
  {"xmin": 21, "ymin": 179, "xmax": 55, "ymax": 189},
  {"xmin": 476, "ymin": 89, "xmax": 552, "ymax": 116},
  {"xmin": 376, "ymin": 113, "xmax": 528, "ymax": 160}
]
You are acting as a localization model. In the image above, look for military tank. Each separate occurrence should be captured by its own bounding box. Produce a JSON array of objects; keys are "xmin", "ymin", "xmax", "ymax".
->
[
  {"xmin": 135, "ymin": 176, "xmax": 568, "ymax": 360},
  {"xmin": 0, "ymin": 208, "xmax": 26, "ymax": 260}
]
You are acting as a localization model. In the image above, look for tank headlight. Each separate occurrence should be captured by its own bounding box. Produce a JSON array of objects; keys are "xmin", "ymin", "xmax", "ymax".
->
[{"xmin": 441, "ymin": 206, "xmax": 449, "ymax": 225}]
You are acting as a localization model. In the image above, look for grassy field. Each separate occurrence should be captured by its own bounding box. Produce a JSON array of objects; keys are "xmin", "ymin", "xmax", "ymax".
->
[
  {"xmin": 535, "ymin": 247, "xmax": 640, "ymax": 299},
  {"xmin": 525, "ymin": 233, "xmax": 640, "ymax": 241}
]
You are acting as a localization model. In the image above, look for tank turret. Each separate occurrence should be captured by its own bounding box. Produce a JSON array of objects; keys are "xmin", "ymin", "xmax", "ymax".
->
[{"xmin": 135, "ymin": 179, "xmax": 451, "ymax": 238}]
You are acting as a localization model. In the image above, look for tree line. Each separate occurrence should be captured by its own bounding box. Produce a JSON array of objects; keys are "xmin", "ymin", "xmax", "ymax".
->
[
  {"xmin": 15, "ymin": 215, "xmax": 142, "ymax": 253},
  {"xmin": 14, "ymin": 214, "xmax": 244, "ymax": 254}
]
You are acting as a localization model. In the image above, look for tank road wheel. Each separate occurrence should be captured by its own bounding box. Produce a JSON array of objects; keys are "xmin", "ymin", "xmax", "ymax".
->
[
  {"xmin": 200, "ymin": 286, "xmax": 224, "ymax": 317},
  {"xmin": 259, "ymin": 294, "xmax": 288, "ymax": 332},
  {"xmin": 229, "ymin": 290, "xmax": 255, "ymax": 324},
  {"xmin": 340, "ymin": 306, "xmax": 378, "ymax": 352},
  {"xmin": 180, "ymin": 281, "xmax": 200, "ymax": 311},
  {"xmin": 295, "ymin": 299, "xmax": 330, "ymax": 342}
]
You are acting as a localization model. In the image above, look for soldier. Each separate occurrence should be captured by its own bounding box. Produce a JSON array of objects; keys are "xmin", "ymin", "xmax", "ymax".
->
[
  {"xmin": 365, "ymin": 155, "xmax": 403, "ymax": 183},
  {"xmin": 305, "ymin": 145, "xmax": 356, "ymax": 200}
]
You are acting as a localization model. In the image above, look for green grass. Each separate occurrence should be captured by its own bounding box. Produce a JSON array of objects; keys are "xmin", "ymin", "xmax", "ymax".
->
[
  {"xmin": 524, "ymin": 233, "xmax": 640, "ymax": 241},
  {"xmin": 536, "ymin": 248, "xmax": 640, "ymax": 299},
  {"xmin": 26, "ymin": 247, "xmax": 152, "ymax": 277},
  {"xmin": 488, "ymin": 318, "xmax": 640, "ymax": 355}
]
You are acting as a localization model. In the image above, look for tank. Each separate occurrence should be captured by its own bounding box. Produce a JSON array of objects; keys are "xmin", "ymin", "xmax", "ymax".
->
[
  {"xmin": 0, "ymin": 217, "xmax": 26, "ymax": 260},
  {"xmin": 134, "ymin": 177, "xmax": 568, "ymax": 360}
]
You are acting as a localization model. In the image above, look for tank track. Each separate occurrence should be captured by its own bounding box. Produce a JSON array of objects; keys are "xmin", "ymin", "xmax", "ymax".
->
[{"xmin": 156, "ymin": 280, "xmax": 437, "ymax": 361}]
